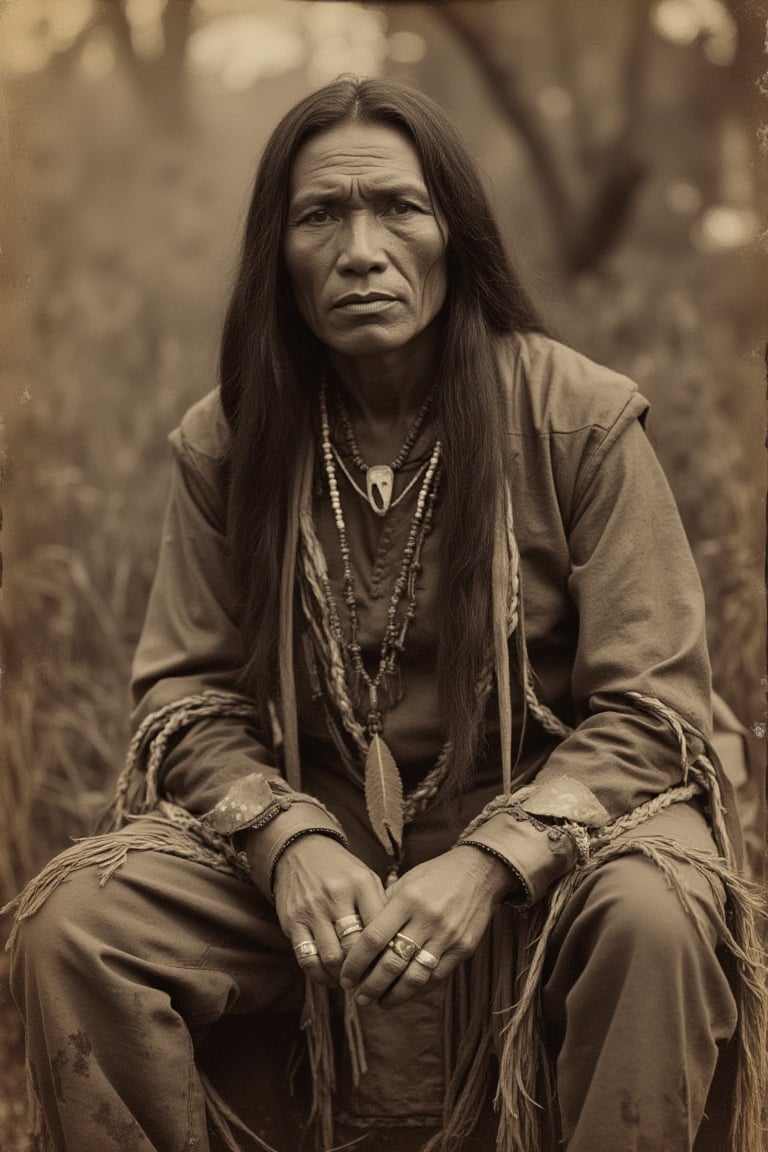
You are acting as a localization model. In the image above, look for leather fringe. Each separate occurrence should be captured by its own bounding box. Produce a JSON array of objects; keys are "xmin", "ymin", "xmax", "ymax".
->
[
  {"xmin": 294, "ymin": 797, "xmax": 766, "ymax": 1152},
  {"xmin": 301, "ymin": 979, "xmax": 337, "ymax": 1150},
  {"xmin": 2, "ymin": 808, "xmax": 248, "ymax": 953},
  {"xmin": 200, "ymin": 1069, "xmax": 281, "ymax": 1152}
]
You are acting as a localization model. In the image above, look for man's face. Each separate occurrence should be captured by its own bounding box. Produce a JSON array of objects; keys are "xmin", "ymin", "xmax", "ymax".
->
[{"xmin": 283, "ymin": 120, "xmax": 448, "ymax": 362}]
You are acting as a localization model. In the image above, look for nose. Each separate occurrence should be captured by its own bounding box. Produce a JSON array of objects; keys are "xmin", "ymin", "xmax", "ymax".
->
[{"xmin": 336, "ymin": 212, "xmax": 387, "ymax": 276}]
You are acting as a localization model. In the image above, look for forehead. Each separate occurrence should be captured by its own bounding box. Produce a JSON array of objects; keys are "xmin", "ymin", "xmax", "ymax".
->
[{"xmin": 288, "ymin": 121, "xmax": 429, "ymax": 200}]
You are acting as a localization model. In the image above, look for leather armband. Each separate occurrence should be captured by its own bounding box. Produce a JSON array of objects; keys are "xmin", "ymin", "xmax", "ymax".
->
[
  {"xmin": 201, "ymin": 772, "xmax": 349, "ymax": 899},
  {"xmin": 201, "ymin": 771, "xmax": 339, "ymax": 836},
  {"xmin": 457, "ymin": 798, "xmax": 577, "ymax": 908}
]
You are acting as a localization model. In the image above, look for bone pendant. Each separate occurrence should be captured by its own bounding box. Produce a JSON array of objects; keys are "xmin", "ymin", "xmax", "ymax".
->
[{"xmin": 366, "ymin": 465, "xmax": 394, "ymax": 515}]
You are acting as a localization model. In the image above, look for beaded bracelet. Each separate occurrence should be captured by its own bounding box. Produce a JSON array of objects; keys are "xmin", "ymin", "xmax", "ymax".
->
[
  {"xmin": 267, "ymin": 827, "xmax": 350, "ymax": 900},
  {"xmin": 455, "ymin": 840, "xmax": 529, "ymax": 906}
]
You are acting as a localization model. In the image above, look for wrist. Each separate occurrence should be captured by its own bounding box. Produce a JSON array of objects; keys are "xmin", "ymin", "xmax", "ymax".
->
[
  {"xmin": 235, "ymin": 797, "xmax": 347, "ymax": 899},
  {"xmin": 264, "ymin": 826, "xmax": 348, "ymax": 900},
  {"xmin": 453, "ymin": 842, "xmax": 527, "ymax": 905},
  {"xmin": 269, "ymin": 828, "xmax": 343, "ymax": 880}
]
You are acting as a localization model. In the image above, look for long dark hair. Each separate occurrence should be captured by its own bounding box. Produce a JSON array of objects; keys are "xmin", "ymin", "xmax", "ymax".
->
[{"xmin": 220, "ymin": 76, "xmax": 542, "ymax": 789}]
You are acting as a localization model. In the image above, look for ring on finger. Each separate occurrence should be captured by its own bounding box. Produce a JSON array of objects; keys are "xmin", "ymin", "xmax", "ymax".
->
[
  {"xmin": 412, "ymin": 947, "xmax": 439, "ymax": 970},
  {"xmin": 338, "ymin": 923, "xmax": 364, "ymax": 939},
  {"xmin": 386, "ymin": 932, "xmax": 421, "ymax": 963},
  {"xmin": 334, "ymin": 914, "xmax": 363, "ymax": 939},
  {"xmin": 294, "ymin": 940, "xmax": 319, "ymax": 959}
]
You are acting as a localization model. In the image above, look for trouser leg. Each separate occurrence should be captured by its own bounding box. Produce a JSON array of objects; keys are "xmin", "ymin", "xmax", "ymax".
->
[
  {"xmin": 541, "ymin": 803, "xmax": 738, "ymax": 1152},
  {"xmin": 9, "ymin": 830, "xmax": 301, "ymax": 1152}
]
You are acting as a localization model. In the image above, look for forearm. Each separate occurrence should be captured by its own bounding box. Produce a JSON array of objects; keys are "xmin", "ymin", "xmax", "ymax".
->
[{"xmin": 158, "ymin": 715, "xmax": 281, "ymax": 814}]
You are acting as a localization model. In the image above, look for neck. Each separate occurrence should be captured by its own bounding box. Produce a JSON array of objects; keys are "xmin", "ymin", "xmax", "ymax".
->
[{"xmin": 328, "ymin": 323, "xmax": 440, "ymax": 426}]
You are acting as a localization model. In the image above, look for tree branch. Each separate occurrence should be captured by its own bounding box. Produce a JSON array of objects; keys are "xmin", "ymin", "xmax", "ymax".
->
[
  {"xmin": 437, "ymin": 1, "xmax": 649, "ymax": 274},
  {"xmin": 436, "ymin": 4, "xmax": 575, "ymax": 258},
  {"xmin": 159, "ymin": 0, "xmax": 195, "ymax": 126},
  {"xmin": 99, "ymin": 0, "xmax": 144, "ymax": 82}
]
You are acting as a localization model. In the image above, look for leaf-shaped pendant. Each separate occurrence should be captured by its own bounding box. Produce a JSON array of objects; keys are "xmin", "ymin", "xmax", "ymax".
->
[{"xmin": 364, "ymin": 732, "xmax": 404, "ymax": 855}]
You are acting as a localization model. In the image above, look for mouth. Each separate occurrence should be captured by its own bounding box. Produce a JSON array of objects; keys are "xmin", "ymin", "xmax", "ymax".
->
[{"xmin": 332, "ymin": 292, "xmax": 399, "ymax": 314}]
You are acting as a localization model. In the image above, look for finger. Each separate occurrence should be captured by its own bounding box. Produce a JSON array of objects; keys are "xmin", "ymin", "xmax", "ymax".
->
[
  {"xmin": 313, "ymin": 920, "xmax": 345, "ymax": 981},
  {"xmin": 291, "ymin": 930, "xmax": 336, "ymax": 988},
  {"xmin": 333, "ymin": 912, "xmax": 365, "ymax": 956},
  {"xmin": 335, "ymin": 876, "xmax": 387, "ymax": 955},
  {"xmin": 379, "ymin": 944, "xmax": 444, "ymax": 1009},
  {"xmin": 354, "ymin": 876, "xmax": 386, "ymax": 926},
  {"xmin": 351, "ymin": 926, "xmax": 435, "ymax": 1006},
  {"xmin": 340, "ymin": 902, "xmax": 406, "ymax": 988},
  {"xmin": 352, "ymin": 941, "xmax": 413, "ymax": 1004}
]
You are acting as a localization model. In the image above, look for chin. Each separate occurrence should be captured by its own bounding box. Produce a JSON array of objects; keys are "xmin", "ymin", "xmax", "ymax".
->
[{"xmin": 325, "ymin": 328, "xmax": 412, "ymax": 359}]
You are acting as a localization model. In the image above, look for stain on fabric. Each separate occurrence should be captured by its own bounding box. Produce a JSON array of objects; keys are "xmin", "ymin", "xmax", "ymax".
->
[
  {"xmin": 620, "ymin": 1090, "xmax": 641, "ymax": 1127},
  {"xmin": 50, "ymin": 1048, "xmax": 68, "ymax": 1104},
  {"xmin": 68, "ymin": 1030, "xmax": 92, "ymax": 1077},
  {"xmin": 91, "ymin": 1100, "xmax": 144, "ymax": 1150}
]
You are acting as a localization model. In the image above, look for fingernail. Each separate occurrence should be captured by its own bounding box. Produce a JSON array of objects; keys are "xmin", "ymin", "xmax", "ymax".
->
[
  {"xmin": 340, "ymin": 977, "xmax": 353, "ymax": 990},
  {"xmin": 356, "ymin": 994, "xmax": 371, "ymax": 1007}
]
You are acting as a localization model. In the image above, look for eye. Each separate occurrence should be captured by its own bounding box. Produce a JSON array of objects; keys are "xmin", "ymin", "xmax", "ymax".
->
[
  {"xmin": 385, "ymin": 200, "xmax": 420, "ymax": 217},
  {"xmin": 300, "ymin": 208, "xmax": 334, "ymax": 225}
]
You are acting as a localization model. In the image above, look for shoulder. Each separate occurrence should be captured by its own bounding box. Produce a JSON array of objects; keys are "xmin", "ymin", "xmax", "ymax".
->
[
  {"xmin": 168, "ymin": 388, "xmax": 231, "ymax": 464},
  {"xmin": 498, "ymin": 332, "xmax": 654, "ymax": 523},
  {"xmin": 497, "ymin": 330, "xmax": 649, "ymax": 437},
  {"xmin": 165, "ymin": 390, "xmax": 230, "ymax": 526}
]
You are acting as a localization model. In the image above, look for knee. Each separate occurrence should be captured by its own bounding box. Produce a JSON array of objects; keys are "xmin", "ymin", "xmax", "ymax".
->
[
  {"xmin": 580, "ymin": 854, "xmax": 721, "ymax": 967},
  {"xmin": 10, "ymin": 865, "xmax": 112, "ymax": 995}
]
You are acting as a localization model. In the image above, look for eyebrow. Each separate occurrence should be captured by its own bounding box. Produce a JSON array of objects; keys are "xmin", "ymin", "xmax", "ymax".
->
[{"xmin": 289, "ymin": 180, "xmax": 432, "ymax": 215}]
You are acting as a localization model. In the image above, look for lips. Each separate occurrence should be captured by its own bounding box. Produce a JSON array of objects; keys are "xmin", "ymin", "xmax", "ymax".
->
[{"xmin": 332, "ymin": 292, "xmax": 398, "ymax": 308}]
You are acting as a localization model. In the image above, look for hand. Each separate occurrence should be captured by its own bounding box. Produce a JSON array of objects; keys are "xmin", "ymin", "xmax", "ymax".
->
[
  {"xmin": 271, "ymin": 834, "xmax": 386, "ymax": 988},
  {"xmin": 340, "ymin": 845, "xmax": 517, "ymax": 1008}
]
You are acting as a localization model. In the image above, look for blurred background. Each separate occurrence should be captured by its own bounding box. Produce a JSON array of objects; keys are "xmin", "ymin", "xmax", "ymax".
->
[{"xmin": 0, "ymin": 0, "xmax": 765, "ymax": 1143}]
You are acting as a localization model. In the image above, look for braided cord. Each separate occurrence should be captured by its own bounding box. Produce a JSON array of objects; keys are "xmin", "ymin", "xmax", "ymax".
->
[
  {"xmin": 299, "ymin": 505, "xmax": 370, "ymax": 761},
  {"xmin": 592, "ymin": 782, "xmax": 702, "ymax": 844},
  {"xmin": 625, "ymin": 690, "xmax": 736, "ymax": 867},
  {"xmin": 111, "ymin": 691, "xmax": 262, "ymax": 828},
  {"xmin": 523, "ymin": 670, "xmax": 573, "ymax": 740}
]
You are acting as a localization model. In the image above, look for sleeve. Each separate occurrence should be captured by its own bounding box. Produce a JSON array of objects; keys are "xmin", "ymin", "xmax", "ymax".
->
[
  {"xmin": 129, "ymin": 416, "xmax": 347, "ymax": 888},
  {"xmin": 458, "ymin": 415, "xmax": 713, "ymax": 906}
]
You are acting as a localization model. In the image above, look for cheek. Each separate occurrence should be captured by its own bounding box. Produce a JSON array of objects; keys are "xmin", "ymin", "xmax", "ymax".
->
[
  {"xmin": 407, "ymin": 224, "xmax": 447, "ymax": 309},
  {"xmin": 420, "ymin": 250, "xmax": 448, "ymax": 314}
]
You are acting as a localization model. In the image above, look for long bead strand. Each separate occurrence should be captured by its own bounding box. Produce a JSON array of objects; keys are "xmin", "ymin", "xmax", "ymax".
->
[{"xmin": 319, "ymin": 384, "xmax": 441, "ymax": 734}]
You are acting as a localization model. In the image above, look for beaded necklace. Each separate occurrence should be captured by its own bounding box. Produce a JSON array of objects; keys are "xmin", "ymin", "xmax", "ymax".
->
[
  {"xmin": 300, "ymin": 422, "xmax": 565, "ymax": 880},
  {"xmin": 334, "ymin": 383, "xmax": 436, "ymax": 515},
  {"xmin": 330, "ymin": 444, "xmax": 431, "ymax": 515},
  {"xmin": 318, "ymin": 383, "xmax": 443, "ymax": 854}
]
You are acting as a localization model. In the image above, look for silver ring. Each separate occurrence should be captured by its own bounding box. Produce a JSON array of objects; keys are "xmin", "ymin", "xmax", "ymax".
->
[
  {"xmin": 338, "ymin": 923, "xmax": 364, "ymax": 939},
  {"xmin": 412, "ymin": 948, "xmax": 439, "ymax": 971},
  {"xmin": 294, "ymin": 940, "xmax": 319, "ymax": 959},
  {"xmin": 334, "ymin": 914, "xmax": 363, "ymax": 939},
  {"xmin": 386, "ymin": 932, "xmax": 421, "ymax": 963}
]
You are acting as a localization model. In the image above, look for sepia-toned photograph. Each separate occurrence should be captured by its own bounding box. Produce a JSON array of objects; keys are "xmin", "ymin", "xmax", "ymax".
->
[{"xmin": 0, "ymin": 2, "xmax": 765, "ymax": 1150}]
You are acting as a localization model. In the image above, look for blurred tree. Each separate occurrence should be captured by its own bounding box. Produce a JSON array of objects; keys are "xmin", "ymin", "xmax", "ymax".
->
[
  {"xmin": 103, "ymin": 0, "xmax": 193, "ymax": 123},
  {"xmin": 434, "ymin": 1, "xmax": 651, "ymax": 273},
  {"xmin": 47, "ymin": 0, "xmax": 195, "ymax": 127}
]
